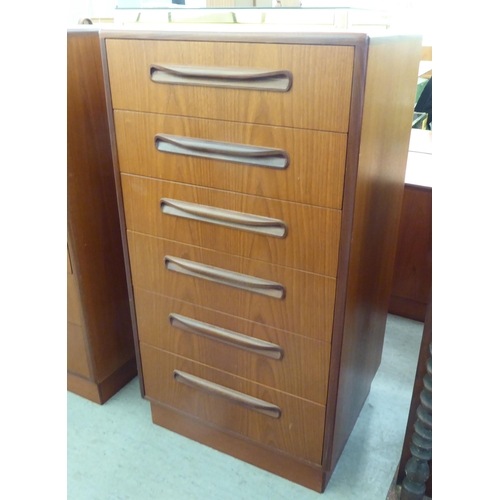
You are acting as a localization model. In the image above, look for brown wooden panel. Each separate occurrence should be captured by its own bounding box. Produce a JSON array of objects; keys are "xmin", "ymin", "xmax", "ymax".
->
[
  {"xmin": 68, "ymin": 358, "xmax": 137, "ymax": 405},
  {"xmin": 151, "ymin": 403, "xmax": 326, "ymax": 492},
  {"xmin": 68, "ymin": 30, "xmax": 135, "ymax": 383},
  {"xmin": 67, "ymin": 274, "xmax": 82, "ymax": 326},
  {"xmin": 67, "ymin": 372, "xmax": 101, "ymax": 404},
  {"xmin": 121, "ymin": 175, "xmax": 341, "ymax": 277},
  {"xmin": 389, "ymin": 185, "xmax": 432, "ymax": 320},
  {"xmin": 106, "ymin": 39, "xmax": 354, "ymax": 133},
  {"xmin": 127, "ymin": 232, "xmax": 336, "ymax": 342},
  {"xmin": 135, "ymin": 288, "xmax": 330, "ymax": 404},
  {"xmin": 388, "ymin": 295, "xmax": 427, "ymax": 323},
  {"xmin": 67, "ymin": 322, "xmax": 90, "ymax": 378},
  {"xmin": 323, "ymin": 35, "xmax": 423, "ymax": 471},
  {"xmin": 98, "ymin": 358, "xmax": 138, "ymax": 404},
  {"xmin": 141, "ymin": 344, "xmax": 326, "ymax": 463},
  {"xmin": 114, "ymin": 110, "xmax": 347, "ymax": 209}
]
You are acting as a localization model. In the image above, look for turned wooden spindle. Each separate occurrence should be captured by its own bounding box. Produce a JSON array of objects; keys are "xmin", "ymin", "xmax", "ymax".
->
[{"xmin": 400, "ymin": 343, "xmax": 432, "ymax": 500}]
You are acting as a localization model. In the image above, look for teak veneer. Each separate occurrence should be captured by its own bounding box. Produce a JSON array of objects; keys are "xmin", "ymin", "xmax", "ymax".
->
[
  {"xmin": 100, "ymin": 26, "xmax": 422, "ymax": 491},
  {"xmin": 67, "ymin": 28, "xmax": 137, "ymax": 404}
]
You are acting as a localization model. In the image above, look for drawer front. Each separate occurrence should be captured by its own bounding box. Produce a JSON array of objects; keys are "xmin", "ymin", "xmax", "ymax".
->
[
  {"xmin": 141, "ymin": 343, "xmax": 326, "ymax": 464},
  {"xmin": 121, "ymin": 175, "xmax": 341, "ymax": 277},
  {"xmin": 115, "ymin": 110, "xmax": 347, "ymax": 209},
  {"xmin": 135, "ymin": 288, "xmax": 330, "ymax": 404},
  {"xmin": 106, "ymin": 39, "xmax": 354, "ymax": 133},
  {"xmin": 127, "ymin": 232, "xmax": 335, "ymax": 342}
]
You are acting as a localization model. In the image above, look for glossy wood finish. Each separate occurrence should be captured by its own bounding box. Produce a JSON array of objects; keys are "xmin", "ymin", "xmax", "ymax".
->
[
  {"xmin": 67, "ymin": 29, "xmax": 137, "ymax": 403},
  {"xmin": 67, "ymin": 372, "xmax": 101, "ymax": 404},
  {"xmin": 67, "ymin": 358, "xmax": 138, "ymax": 405},
  {"xmin": 101, "ymin": 29, "xmax": 421, "ymax": 491},
  {"xmin": 127, "ymin": 231, "xmax": 336, "ymax": 342},
  {"xmin": 67, "ymin": 274, "xmax": 82, "ymax": 326},
  {"xmin": 141, "ymin": 344, "xmax": 326, "ymax": 463},
  {"xmin": 150, "ymin": 403, "xmax": 326, "ymax": 492},
  {"xmin": 323, "ymin": 35, "xmax": 423, "ymax": 472},
  {"xmin": 121, "ymin": 174, "xmax": 341, "ymax": 276},
  {"xmin": 135, "ymin": 288, "xmax": 330, "ymax": 404},
  {"xmin": 389, "ymin": 186, "xmax": 432, "ymax": 321},
  {"xmin": 389, "ymin": 130, "xmax": 432, "ymax": 321},
  {"xmin": 114, "ymin": 110, "xmax": 347, "ymax": 209},
  {"xmin": 106, "ymin": 39, "xmax": 354, "ymax": 132},
  {"xmin": 67, "ymin": 322, "xmax": 90, "ymax": 378}
]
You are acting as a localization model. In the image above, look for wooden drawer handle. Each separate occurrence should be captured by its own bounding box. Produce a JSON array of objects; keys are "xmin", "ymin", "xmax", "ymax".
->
[
  {"xmin": 173, "ymin": 370, "xmax": 282, "ymax": 419},
  {"xmin": 169, "ymin": 313, "xmax": 284, "ymax": 360},
  {"xmin": 160, "ymin": 198, "xmax": 288, "ymax": 238},
  {"xmin": 150, "ymin": 64, "xmax": 293, "ymax": 92},
  {"xmin": 164, "ymin": 256, "xmax": 286, "ymax": 300},
  {"xmin": 155, "ymin": 134, "xmax": 289, "ymax": 170}
]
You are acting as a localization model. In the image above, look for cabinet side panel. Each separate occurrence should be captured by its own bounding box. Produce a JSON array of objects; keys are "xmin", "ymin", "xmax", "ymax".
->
[
  {"xmin": 327, "ymin": 36, "xmax": 422, "ymax": 471},
  {"xmin": 67, "ymin": 30, "xmax": 136, "ymax": 383}
]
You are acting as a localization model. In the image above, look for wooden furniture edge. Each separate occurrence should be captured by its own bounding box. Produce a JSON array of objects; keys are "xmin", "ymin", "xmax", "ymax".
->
[
  {"xmin": 99, "ymin": 28, "xmax": 369, "ymax": 46},
  {"xmin": 68, "ymin": 356, "xmax": 137, "ymax": 404},
  {"xmin": 68, "ymin": 372, "xmax": 101, "ymax": 404},
  {"xmin": 321, "ymin": 35, "xmax": 368, "ymax": 473},
  {"xmin": 150, "ymin": 401, "xmax": 326, "ymax": 492},
  {"xmin": 67, "ymin": 236, "xmax": 94, "ymax": 380},
  {"xmin": 323, "ymin": 34, "xmax": 423, "ymax": 472},
  {"xmin": 389, "ymin": 295, "xmax": 427, "ymax": 322},
  {"xmin": 67, "ymin": 31, "xmax": 136, "ymax": 384},
  {"xmin": 100, "ymin": 35, "xmax": 146, "ymax": 397}
]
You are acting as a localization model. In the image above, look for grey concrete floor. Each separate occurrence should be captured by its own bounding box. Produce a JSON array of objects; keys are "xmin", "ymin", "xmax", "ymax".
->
[{"xmin": 67, "ymin": 314, "xmax": 423, "ymax": 500}]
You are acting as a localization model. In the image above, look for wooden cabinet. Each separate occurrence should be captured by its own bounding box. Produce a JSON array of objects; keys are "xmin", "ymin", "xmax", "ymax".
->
[
  {"xmin": 101, "ymin": 28, "xmax": 421, "ymax": 491},
  {"xmin": 390, "ymin": 130, "xmax": 432, "ymax": 321},
  {"xmin": 67, "ymin": 28, "xmax": 137, "ymax": 404}
]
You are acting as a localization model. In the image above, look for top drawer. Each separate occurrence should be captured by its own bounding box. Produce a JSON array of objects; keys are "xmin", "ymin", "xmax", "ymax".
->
[{"xmin": 106, "ymin": 39, "xmax": 354, "ymax": 133}]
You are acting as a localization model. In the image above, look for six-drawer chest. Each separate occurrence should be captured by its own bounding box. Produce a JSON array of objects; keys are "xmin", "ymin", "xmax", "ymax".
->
[{"xmin": 98, "ymin": 26, "xmax": 421, "ymax": 492}]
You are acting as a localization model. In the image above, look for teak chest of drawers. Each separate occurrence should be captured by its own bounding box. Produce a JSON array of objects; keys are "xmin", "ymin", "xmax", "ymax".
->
[{"xmin": 100, "ymin": 27, "xmax": 421, "ymax": 492}]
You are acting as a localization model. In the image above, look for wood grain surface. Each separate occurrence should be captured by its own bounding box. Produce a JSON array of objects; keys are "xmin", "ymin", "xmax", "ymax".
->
[
  {"xmin": 121, "ymin": 174, "xmax": 341, "ymax": 276},
  {"xmin": 106, "ymin": 39, "xmax": 354, "ymax": 132},
  {"xmin": 141, "ymin": 343, "xmax": 326, "ymax": 463},
  {"xmin": 68, "ymin": 30, "xmax": 136, "ymax": 384},
  {"xmin": 324, "ymin": 35, "xmax": 423, "ymax": 471},
  {"xmin": 114, "ymin": 110, "xmax": 347, "ymax": 209},
  {"xmin": 127, "ymin": 231, "xmax": 336, "ymax": 342},
  {"xmin": 67, "ymin": 322, "xmax": 90, "ymax": 378},
  {"xmin": 67, "ymin": 273, "xmax": 83, "ymax": 326},
  {"xmin": 151, "ymin": 403, "xmax": 326, "ymax": 491},
  {"xmin": 67, "ymin": 373, "xmax": 101, "ymax": 404},
  {"xmin": 135, "ymin": 288, "xmax": 330, "ymax": 404},
  {"xmin": 389, "ymin": 185, "xmax": 432, "ymax": 321}
]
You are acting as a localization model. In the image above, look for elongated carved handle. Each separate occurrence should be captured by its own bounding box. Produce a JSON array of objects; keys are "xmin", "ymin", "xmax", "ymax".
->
[
  {"xmin": 150, "ymin": 64, "xmax": 293, "ymax": 92},
  {"xmin": 155, "ymin": 134, "xmax": 289, "ymax": 170},
  {"xmin": 160, "ymin": 198, "xmax": 288, "ymax": 238},
  {"xmin": 164, "ymin": 256, "xmax": 286, "ymax": 299},
  {"xmin": 169, "ymin": 313, "xmax": 284, "ymax": 360},
  {"xmin": 173, "ymin": 370, "xmax": 282, "ymax": 419}
]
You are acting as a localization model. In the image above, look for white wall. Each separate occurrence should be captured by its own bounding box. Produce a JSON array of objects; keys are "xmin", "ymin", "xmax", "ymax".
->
[
  {"xmin": 68, "ymin": 0, "xmax": 118, "ymax": 24},
  {"xmin": 67, "ymin": 0, "xmax": 432, "ymax": 43}
]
